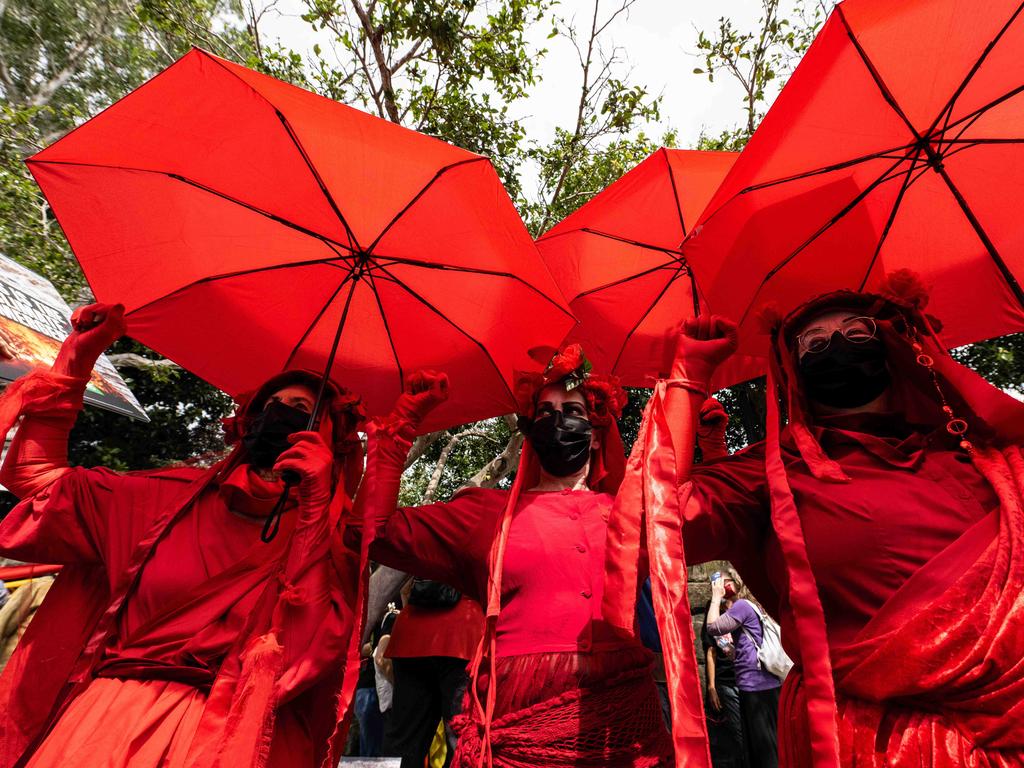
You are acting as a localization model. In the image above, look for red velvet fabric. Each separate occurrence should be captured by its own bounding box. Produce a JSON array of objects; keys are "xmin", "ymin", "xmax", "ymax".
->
[{"xmin": 0, "ymin": 371, "xmax": 360, "ymax": 768}]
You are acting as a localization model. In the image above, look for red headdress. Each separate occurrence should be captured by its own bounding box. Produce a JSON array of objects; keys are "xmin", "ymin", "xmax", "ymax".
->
[
  {"xmin": 759, "ymin": 269, "xmax": 1024, "ymax": 766},
  {"xmin": 468, "ymin": 344, "xmax": 629, "ymax": 765}
]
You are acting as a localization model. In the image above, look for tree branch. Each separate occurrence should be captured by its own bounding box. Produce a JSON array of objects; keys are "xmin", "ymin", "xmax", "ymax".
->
[
  {"xmin": 106, "ymin": 353, "xmax": 180, "ymax": 371},
  {"xmin": 422, "ymin": 428, "xmax": 501, "ymax": 503},
  {"xmin": 464, "ymin": 416, "xmax": 523, "ymax": 489},
  {"xmin": 404, "ymin": 430, "xmax": 443, "ymax": 470}
]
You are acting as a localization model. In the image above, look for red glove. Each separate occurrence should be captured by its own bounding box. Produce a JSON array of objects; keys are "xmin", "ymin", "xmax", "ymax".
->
[
  {"xmin": 697, "ymin": 397, "xmax": 729, "ymax": 461},
  {"xmin": 670, "ymin": 315, "xmax": 738, "ymax": 394},
  {"xmin": 390, "ymin": 370, "xmax": 449, "ymax": 427},
  {"xmin": 274, "ymin": 431, "xmax": 335, "ymax": 520},
  {"xmin": 53, "ymin": 302, "xmax": 126, "ymax": 378}
]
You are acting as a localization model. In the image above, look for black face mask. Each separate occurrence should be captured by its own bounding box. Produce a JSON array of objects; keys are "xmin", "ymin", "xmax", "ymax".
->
[
  {"xmin": 527, "ymin": 409, "xmax": 593, "ymax": 477},
  {"xmin": 798, "ymin": 333, "xmax": 891, "ymax": 409},
  {"xmin": 242, "ymin": 400, "xmax": 310, "ymax": 469}
]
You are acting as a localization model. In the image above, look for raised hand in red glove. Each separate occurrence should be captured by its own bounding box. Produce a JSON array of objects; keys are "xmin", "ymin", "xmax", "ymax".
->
[
  {"xmin": 274, "ymin": 431, "xmax": 336, "ymax": 519},
  {"xmin": 697, "ymin": 397, "xmax": 730, "ymax": 461},
  {"xmin": 53, "ymin": 302, "xmax": 127, "ymax": 378},
  {"xmin": 670, "ymin": 314, "xmax": 738, "ymax": 395},
  {"xmin": 390, "ymin": 370, "xmax": 449, "ymax": 427}
]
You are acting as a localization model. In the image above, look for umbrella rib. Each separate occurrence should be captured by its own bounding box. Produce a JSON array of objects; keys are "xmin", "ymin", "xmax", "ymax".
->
[
  {"xmin": 837, "ymin": 6, "xmax": 922, "ymax": 142},
  {"xmin": 574, "ymin": 259, "xmax": 682, "ymax": 300},
  {"xmin": 364, "ymin": 157, "xmax": 489, "ymax": 254},
  {"xmin": 857, "ymin": 150, "xmax": 924, "ymax": 291},
  {"xmin": 274, "ymin": 110, "xmax": 362, "ymax": 252},
  {"xmin": 610, "ymin": 268, "xmax": 686, "ymax": 376},
  {"xmin": 729, "ymin": 142, "xmax": 918, "ymax": 197},
  {"xmin": 579, "ymin": 228, "xmax": 684, "ymax": 257},
  {"xmin": 943, "ymin": 82, "xmax": 1024, "ymax": 136},
  {"xmin": 28, "ymin": 159, "xmax": 358, "ymax": 254},
  {"xmin": 124, "ymin": 254, "xmax": 350, "ymax": 320},
  {"xmin": 372, "ymin": 264, "xmax": 516, "ymax": 407},
  {"xmin": 931, "ymin": 161, "xmax": 1024, "ymax": 308},
  {"xmin": 929, "ymin": 1, "xmax": 1024, "ymax": 138},
  {"xmin": 661, "ymin": 149, "xmax": 688, "ymax": 237},
  {"xmin": 280, "ymin": 272, "xmax": 355, "ymax": 372},
  {"xmin": 366, "ymin": 255, "xmax": 576, "ymax": 323},
  {"xmin": 202, "ymin": 52, "xmax": 365, "ymax": 251},
  {"xmin": 737, "ymin": 155, "xmax": 912, "ymax": 325},
  {"xmin": 365, "ymin": 268, "xmax": 405, "ymax": 394}
]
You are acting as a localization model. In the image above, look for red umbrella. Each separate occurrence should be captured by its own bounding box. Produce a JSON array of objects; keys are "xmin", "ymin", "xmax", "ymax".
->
[
  {"xmin": 28, "ymin": 49, "xmax": 574, "ymax": 432},
  {"xmin": 536, "ymin": 148, "xmax": 737, "ymax": 385},
  {"xmin": 686, "ymin": 0, "xmax": 1024, "ymax": 386}
]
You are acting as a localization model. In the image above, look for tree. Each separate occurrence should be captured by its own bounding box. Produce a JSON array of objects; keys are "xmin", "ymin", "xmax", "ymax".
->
[{"xmin": 0, "ymin": 0, "xmax": 287, "ymax": 467}]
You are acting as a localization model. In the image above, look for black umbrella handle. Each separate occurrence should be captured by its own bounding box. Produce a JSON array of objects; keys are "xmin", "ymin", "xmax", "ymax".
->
[
  {"xmin": 261, "ymin": 478, "xmax": 296, "ymax": 543},
  {"xmin": 265, "ymin": 273, "xmax": 357, "ymax": 545}
]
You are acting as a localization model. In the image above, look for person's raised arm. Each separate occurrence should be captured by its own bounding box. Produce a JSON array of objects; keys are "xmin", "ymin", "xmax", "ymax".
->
[
  {"xmin": 0, "ymin": 302, "xmax": 125, "ymax": 499},
  {"xmin": 663, "ymin": 316, "xmax": 738, "ymax": 486}
]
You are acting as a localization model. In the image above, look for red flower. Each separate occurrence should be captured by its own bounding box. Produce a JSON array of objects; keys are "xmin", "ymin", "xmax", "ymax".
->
[{"xmin": 544, "ymin": 343, "xmax": 586, "ymax": 385}]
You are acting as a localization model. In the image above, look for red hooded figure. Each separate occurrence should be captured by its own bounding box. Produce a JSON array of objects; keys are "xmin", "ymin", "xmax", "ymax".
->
[
  {"xmin": 0, "ymin": 303, "xmax": 366, "ymax": 768},
  {"xmin": 638, "ymin": 271, "xmax": 1024, "ymax": 767},
  {"xmin": 354, "ymin": 347, "xmax": 673, "ymax": 767}
]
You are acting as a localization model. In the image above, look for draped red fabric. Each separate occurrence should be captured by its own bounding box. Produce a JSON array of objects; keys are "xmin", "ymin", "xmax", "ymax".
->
[
  {"xmin": 780, "ymin": 445, "xmax": 1024, "ymax": 766},
  {"xmin": 0, "ymin": 369, "xmax": 362, "ymax": 768}
]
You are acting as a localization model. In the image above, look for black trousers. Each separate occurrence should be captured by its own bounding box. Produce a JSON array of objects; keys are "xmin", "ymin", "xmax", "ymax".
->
[
  {"xmin": 707, "ymin": 683, "xmax": 746, "ymax": 768},
  {"xmin": 386, "ymin": 656, "xmax": 469, "ymax": 768},
  {"xmin": 738, "ymin": 686, "xmax": 780, "ymax": 768}
]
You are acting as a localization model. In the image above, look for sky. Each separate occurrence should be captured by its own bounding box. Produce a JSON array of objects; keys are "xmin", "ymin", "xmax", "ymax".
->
[{"xmin": 262, "ymin": 0, "xmax": 781, "ymax": 154}]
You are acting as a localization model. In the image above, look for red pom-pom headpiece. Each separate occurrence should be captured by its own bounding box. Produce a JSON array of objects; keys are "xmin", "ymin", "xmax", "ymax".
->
[{"xmin": 514, "ymin": 344, "xmax": 627, "ymax": 427}]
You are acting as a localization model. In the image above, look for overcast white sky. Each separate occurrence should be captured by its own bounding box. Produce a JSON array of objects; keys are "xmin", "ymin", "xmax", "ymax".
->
[{"xmin": 263, "ymin": 0, "xmax": 778, "ymax": 153}]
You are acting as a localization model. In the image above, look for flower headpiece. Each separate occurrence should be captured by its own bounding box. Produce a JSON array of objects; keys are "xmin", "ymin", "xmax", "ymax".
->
[{"xmin": 514, "ymin": 344, "xmax": 627, "ymax": 427}]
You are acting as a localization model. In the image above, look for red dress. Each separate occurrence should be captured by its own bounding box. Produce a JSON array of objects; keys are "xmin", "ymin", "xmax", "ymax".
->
[
  {"xmin": 684, "ymin": 413, "xmax": 1024, "ymax": 766},
  {"xmin": 0, "ymin": 372, "xmax": 357, "ymax": 768},
  {"xmin": 361, "ymin": 425, "xmax": 672, "ymax": 767}
]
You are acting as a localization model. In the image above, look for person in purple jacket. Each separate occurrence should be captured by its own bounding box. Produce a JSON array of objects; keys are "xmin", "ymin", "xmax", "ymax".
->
[{"xmin": 706, "ymin": 575, "xmax": 782, "ymax": 768}]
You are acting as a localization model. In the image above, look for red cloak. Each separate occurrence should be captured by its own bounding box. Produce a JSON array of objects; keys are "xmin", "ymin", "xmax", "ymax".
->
[{"xmin": 0, "ymin": 369, "xmax": 363, "ymax": 768}]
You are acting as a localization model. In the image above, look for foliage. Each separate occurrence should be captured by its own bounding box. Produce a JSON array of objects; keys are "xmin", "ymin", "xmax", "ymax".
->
[
  {"xmin": 0, "ymin": 0, "xmax": 273, "ymax": 467},
  {"xmin": 694, "ymin": 0, "xmax": 829, "ymax": 145},
  {"xmin": 68, "ymin": 339, "xmax": 234, "ymax": 469},
  {"xmin": 300, "ymin": 0, "xmax": 550, "ymax": 198}
]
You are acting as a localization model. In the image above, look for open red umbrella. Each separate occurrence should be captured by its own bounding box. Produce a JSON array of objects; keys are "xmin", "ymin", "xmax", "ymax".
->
[
  {"xmin": 536, "ymin": 148, "xmax": 737, "ymax": 385},
  {"xmin": 686, "ymin": 0, "xmax": 1024, "ymax": 385},
  {"xmin": 28, "ymin": 49, "xmax": 574, "ymax": 432}
]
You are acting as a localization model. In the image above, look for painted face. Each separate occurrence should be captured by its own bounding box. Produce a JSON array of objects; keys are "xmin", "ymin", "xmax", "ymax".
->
[
  {"xmin": 793, "ymin": 310, "xmax": 877, "ymax": 361},
  {"xmin": 265, "ymin": 384, "xmax": 317, "ymax": 414},
  {"xmin": 794, "ymin": 309, "xmax": 890, "ymax": 409},
  {"xmin": 529, "ymin": 385, "xmax": 595, "ymax": 477},
  {"xmin": 241, "ymin": 384, "xmax": 317, "ymax": 468}
]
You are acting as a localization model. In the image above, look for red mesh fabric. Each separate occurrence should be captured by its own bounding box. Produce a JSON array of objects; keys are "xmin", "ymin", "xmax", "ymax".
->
[{"xmin": 452, "ymin": 651, "xmax": 672, "ymax": 768}]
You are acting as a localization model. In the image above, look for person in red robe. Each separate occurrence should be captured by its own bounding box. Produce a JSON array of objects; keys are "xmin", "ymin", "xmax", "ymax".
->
[
  {"xmin": 352, "ymin": 347, "xmax": 673, "ymax": 768},
  {"xmin": 0, "ymin": 303, "xmax": 367, "ymax": 768},
  {"xmin": 632, "ymin": 271, "xmax": 1024, "ymax": 767}
]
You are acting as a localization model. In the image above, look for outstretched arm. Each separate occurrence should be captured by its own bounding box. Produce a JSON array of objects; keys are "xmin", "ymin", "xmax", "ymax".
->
[{"xmin": 0, "ymin": 302, "xmax": 125, "ymax": 498}]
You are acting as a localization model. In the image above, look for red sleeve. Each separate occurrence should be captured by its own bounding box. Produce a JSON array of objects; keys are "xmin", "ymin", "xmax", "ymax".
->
[
  {"xmin": 369, "ymin": 489, "xmax": 499, "ymax": 600},
  {"xmin": 685, "ymin": 443, "xmax": 771, "ymax": 564},
  {"xmin": 0, "ymin": 463, "xmax": 133, "ymax": 566},
  {"xmin": 274, "ymin": 494, "xmax": 356, "ymax": 702}
]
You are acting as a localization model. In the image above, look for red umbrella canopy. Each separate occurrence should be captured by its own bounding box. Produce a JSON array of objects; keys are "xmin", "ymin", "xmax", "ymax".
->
[
  {"xmin": 686, "ymin": 0, "xmax": 1024, "ymax": 387},
  {"xmin": 536, "ymin": 148, "xmax": 737, "ymax": 385},
  {"xmin": 28, "ymin": 49, "xmax": 574, "ymax": 431}
]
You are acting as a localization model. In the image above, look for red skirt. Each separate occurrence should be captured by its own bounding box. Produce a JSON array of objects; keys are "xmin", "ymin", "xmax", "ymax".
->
[{"xmin": 452, "ymin": 646, "xmax": 673, "ymax": 768}]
